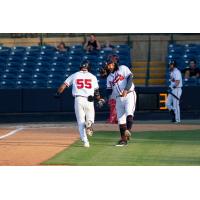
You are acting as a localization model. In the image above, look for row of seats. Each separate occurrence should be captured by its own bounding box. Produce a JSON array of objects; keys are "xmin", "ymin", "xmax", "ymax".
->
[
  {"xmin": 0, "ymin": 44, "xmax": 132, "ymax": 89},
  {"xmin": 167, "ymin": 43, "xmax": 200, "ymax": 69},
  {"xmin": 167, "ymin": 43, "xmax": 200, "ymax": 86}
]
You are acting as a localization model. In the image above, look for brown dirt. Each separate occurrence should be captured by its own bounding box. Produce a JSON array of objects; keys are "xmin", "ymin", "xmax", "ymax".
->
[{"xmin": 0, "ymin": 122, "xmax": 200, "ymax": 166}]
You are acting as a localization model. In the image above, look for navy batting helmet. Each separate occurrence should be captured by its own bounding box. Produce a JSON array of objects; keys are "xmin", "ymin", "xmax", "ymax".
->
[
  {"xmin": 105, "ymin": 54, "xmax": 119, "ymax": 72},
  {"xmin": 80, "ymin": 60, "xmax": 91, "ymax": 71},
  {"xmin": 107, "ymin": 54, "xmax": 119, "ymax": 64},
  {"xmin": 169, "ymin": 60, "xmax": 177, "ymax": 67}
]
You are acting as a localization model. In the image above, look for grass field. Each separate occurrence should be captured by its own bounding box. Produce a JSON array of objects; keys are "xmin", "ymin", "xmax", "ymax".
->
[{"xmin": 43, "ymin": 129, "xmax": 200, "ymax": 166}]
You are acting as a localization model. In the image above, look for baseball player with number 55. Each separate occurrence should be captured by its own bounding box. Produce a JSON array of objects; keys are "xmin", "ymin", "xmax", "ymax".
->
[{"xmin": 55, "ymin": 60, "xmax": 104, "ymax": 148}]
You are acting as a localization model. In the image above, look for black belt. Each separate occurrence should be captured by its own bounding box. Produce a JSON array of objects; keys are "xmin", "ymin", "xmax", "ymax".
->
[{"xmin": 74, "ymin": 95, "xmax": 88, "ymax": 98}]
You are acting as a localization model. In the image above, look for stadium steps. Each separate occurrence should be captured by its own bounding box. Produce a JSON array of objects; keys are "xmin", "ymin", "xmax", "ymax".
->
[
  {"xmin": 148, "ymin": 61, "xmax": 166, "ymax": 86},
  {"xmin": 132, "ymin": 62, "xmax": 147, "ymax": 86}
]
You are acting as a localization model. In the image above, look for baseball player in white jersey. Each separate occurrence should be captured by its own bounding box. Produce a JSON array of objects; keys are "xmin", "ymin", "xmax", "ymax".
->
[
  {"xmin": 166, "ymin": 60, "xmax": 183, "ymax": 123},
  {"xmin": 55, "ymin": 60, "xmax": 103, "ymax": 148},
  {"xmin": 101, "ymin": 55, "xmax": 137, "ymax": 146}
]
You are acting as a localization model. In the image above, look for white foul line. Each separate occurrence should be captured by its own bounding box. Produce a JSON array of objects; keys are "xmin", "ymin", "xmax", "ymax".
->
[{"xmin": 0, "ymin": 127, "xmax": 24, "ymax": 140}]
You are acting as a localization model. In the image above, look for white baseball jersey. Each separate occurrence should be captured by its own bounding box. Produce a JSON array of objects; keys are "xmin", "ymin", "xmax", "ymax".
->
[
  {"xmin": 169, "ymin": 68, "xmax": 183, "ymax": 88},
  {"xmin": 64, "ymin": 71, "xmax": 99, "ymax": 96},
  {"xmin": 106, "ymin": 65, "xmax": 135, "ymax": 96}
]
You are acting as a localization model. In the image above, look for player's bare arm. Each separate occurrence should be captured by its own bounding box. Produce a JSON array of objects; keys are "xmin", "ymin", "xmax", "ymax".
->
[{"xmin": 54, "ymin": 83, "xmax": 68, "ymax": 98}]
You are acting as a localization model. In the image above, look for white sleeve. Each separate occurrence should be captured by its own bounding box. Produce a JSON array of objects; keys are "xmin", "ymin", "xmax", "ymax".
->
[
  {"xmin": 64, "ymin": 74, "xmax": 74, "ymax": 87},
  {"xmin": 106, "ymin": 76, "xmax": 112, "ymax": 89},
  {"xmin": 122, "ymin": 65, "xmax": 132, "ymax": 78},
  {"xmin": 93, "ymin": 76, "xmax": 99, "ymax": 90},
  {"xmin": 174, "ymin": 71, "xmax": 181, "ymax": 81}
]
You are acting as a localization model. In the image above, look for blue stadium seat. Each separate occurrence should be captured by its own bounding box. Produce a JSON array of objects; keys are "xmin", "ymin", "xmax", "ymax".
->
[
  {"xmin": 0, "ymin": 63, "xmax": 6, "ymax": 70},
  {"xmin": 37, "ymin": 56, "xmax": 53, "ymax": 62},
  {"xmin": 70, "ymin": 45, "xmax": 83, "ymax": 50},
  {"xmin": 47, "ymin": 79, "xmax": 62, "ymax": 88},
  {"xmin": 0, "ymin": 50, "xmax": 11, "ymax": 57},
  {"xmin": 0, "ymin": 56, "xmax": 8, "ymax": 64},
  {"xmin": 52, "ymin": 61, "xmax": 67, "ymax": 69},
  {"xmin": 53, "ymin": 55, "xmax": 68, "ymax": 63},
  {"xmin": 23, "ymin": 56, "xmax": 37, "ymax": 63},
  {"xmin": 40, "ymin": 50, "xmax": 55, "ymax": 57},
  {"xmin": 69, "ymin": 49, "xmax": 84, "ymax": 56},
  {"xmin": 32, "ymin": 72, "xmax": 47, "ymax": 80},
  {"xmin": 31, "ymin": 79, "xmax": 47, "ymax": 88},
  {"xmin": 0, "ymin": 79, "xmax": 16, "ymax": 88},
  {"xmin": 41, "ymin": 45, "xmax": 56, "ymax": 51},
  {"xmin": 16, "ymin": 79, "xmax": 32, "ymax": 88},
  {"xmin": 25, "ymin": 50, "xmax": 40, "ymax": 57},
  {"xmin": 8, "ymin": 56, "xmax": 23, "ymax": 63},
  {"xmin": 1, "ymin": 72, "xmax": 17, "ymax": 80},
  {"xmin": 68, "ymin": 55, "xmax": 82, "ymax": 62},
  {"xmin": 47, "ymin": 72, "xmax": 64, "ymax": 80},
  {"xmin": 26, "ymin": 46, "xmax": 41, "ymax": 51},
  {"xmin": 36, "ymin": 61, "xmax": 51, "ymax": 69},
  {"xmin": 17, "ymin": 72, "xmax": 32, "ymax": 80},
  {"xmin": 21, "ymin": 61, "xmax": 36, "ymax": 69},
  {"xmin": 7, "ymin": 62, "xmax": 21, "ymax": 69}
]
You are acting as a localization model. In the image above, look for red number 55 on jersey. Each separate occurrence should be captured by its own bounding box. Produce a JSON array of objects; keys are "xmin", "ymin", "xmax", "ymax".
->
[{"xmin": 76, "ymin": 79, "xmax": 92, "ymax": 89}]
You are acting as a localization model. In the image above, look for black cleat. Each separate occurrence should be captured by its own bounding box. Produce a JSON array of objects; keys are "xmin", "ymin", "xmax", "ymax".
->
[
  {"xmin": 169, "ymin": 110, "xmax": 176, "ymax": 122},
  {"xmin": 115, "ymin": 140, "xmax": 128, "ymax": 147}
]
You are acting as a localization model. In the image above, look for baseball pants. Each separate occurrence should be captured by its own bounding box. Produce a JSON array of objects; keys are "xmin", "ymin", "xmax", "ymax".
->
[
  {"xmin": 74, "ymin": 96, "xmax": 95, "ymax": 143},
  {"xmin": 116, "ymin": 91, "xmax": 137, "ymax": 124},
  {"xmin": 166, "ymin": 88, "xmax": 182, "ymax": 122}
]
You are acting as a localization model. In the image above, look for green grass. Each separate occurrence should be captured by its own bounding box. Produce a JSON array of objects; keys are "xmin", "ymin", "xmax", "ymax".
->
[{"xmin": 42, "ymin": 130, "xmax": 200, "ymax": 166}]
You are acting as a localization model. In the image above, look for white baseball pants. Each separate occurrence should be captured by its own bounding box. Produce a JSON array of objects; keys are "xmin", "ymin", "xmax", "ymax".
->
[
  {"xmin": 74, "ymin": 96, "xmax": 95, "ymax": 143},
  {"xmin": 116, "ymin": 91, "xmax": 137, "ymax": 124},
  {"xmin": 166, "ymin": 88, "xmax": 182, "ymax": 122}
]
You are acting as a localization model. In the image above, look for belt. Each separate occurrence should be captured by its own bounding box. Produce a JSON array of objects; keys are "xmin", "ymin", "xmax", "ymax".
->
[
  {"xmin": 116, "ymin": 90, "xmax": 134, "ymax": 98},
  {"xmin": 74, "ymin": 95, "xmax": 88, "ymax": 98}
]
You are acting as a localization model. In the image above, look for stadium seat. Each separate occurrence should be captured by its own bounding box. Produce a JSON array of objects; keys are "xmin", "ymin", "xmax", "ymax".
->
[
  {"xmin": 21, "ymin": 61, "xmax": 36, "ymax": 69},
  {"xmin": 41, "ymin": 45, "xmax": 56, "ymax": 51},
  {"xmin": 32, "ymin": 72, "xmax": 47, "ymax": 79},
  {"xmin": 16, "ymin": 79, "xmax": 32, "ymax": 88},
  {"xmin": 23, "ymin": 56, "xmax": 38, "ymax": 63},
  {"xmin": 0, "ymin": 79, "xmax": 16, "ymax": 88},
  {"xmin": 53, "ymin": 55, "xmax": 68, "ymax": 63},
  {"xmin": 8, "ymin": 56, "xmax": 23, "ymax": 63},
  {"xmin": 0, "ymin": 50, "xmax": 11, "ymax": 57},
  {"xmin": 17, "ymin": 72, "xmax": 32, "ymax": 80},
  {"xmin": 36, "ymin": 61, "xmax": 51, "ymax": 69},
  {"xmin": 31, "ymin": 79, "xmax": 47, "ymax": 88},
  {"xmin": 47, "ymin": 79, "xmax": 62, "ymax": 88},
  {"xmin": 40, "ymin": 50, "xmax": 55, "ymax": 57},
  {"xmin": 1, "ymin": 72, "xmax": 17, "ymax": 80},
  {"xmin": 0, "ymin": 56, "xmax": 8, "ymax": 64}
]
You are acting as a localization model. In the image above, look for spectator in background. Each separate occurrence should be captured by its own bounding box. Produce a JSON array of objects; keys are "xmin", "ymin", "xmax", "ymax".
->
[
  {"xmin": 182, "ymin": 59, "xmax": 200, "ymax": 82},
  {"xmin": 102, "ymin": 41, "xmax": 114, "ymax": 51},
  {"xmin": 56, "ymin": 42, "xmax": 68, "ymax": 52},
  {"xmin": 84, "ymin": 34, "xmax": 101, "ymax": 53}
]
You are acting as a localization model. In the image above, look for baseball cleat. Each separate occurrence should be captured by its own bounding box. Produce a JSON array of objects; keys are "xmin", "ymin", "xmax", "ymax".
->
[
  {"xmin": 115, "ymin": 140, "xmax": 128, "ymax": 147},
  {"xmin": 169, "ymin": 110, "xmax": 176, "ymax": 122},
  {"xmin": 85, "ymin": 121, "xmax": 93, "ymax": 136},
  {"xmin": 125, "ymin": 130, "xmax": 131, "ymax": 140},
  {"xmin": 84, "ymin": 142, "xmax": 90, "ymax": 148}
]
